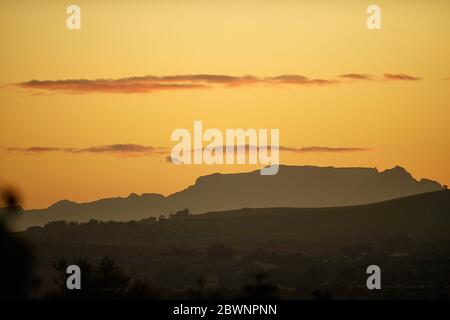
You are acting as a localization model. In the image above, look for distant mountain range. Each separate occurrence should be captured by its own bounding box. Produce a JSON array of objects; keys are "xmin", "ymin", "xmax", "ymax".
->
[
  {"xmin": 14, "ymin": 165, "xmax": 442, "ymax": 230},
  {"xmin": 23, "ymin": 190, "xmax": 450, "ymax": 253}
]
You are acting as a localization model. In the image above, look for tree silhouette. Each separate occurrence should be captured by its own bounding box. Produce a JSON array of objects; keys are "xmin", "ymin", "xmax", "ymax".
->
[
  {"xmin": 241, "ymin": 273, "xmax": 279, "ymax": 300},
  {"xmin": 0, "ymin": 188, "xmax": 37, "ymax": 299},
  {"xmin": 170, "ymin": 208, "xmax": 190, "ymax": 219},
  {"xmin": 312, "ymin": 290, "xmax": 333, "ymax": 300},
  {"xmin": 50, "ymin": 256, "xmax": 160, "ymax": 299}
]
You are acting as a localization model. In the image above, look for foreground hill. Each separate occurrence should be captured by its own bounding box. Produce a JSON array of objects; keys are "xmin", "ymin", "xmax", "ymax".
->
[
  {"xmin": 20, "ymin": 190, "xmax": 450, "ymax": 299},
  {"xmin": 15, "ymin": 165, "xmax": 442, "ymax": 230},
  {"xmin": 23, "ymin": 190, "xmax": 450, "ymax": 253}
]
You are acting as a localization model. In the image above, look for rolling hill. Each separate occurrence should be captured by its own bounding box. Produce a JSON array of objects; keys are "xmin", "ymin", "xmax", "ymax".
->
[
  {"xmin": 14, "ymin": 165, "xmax": 442, "ymax": 230},
  {"xmin": 23, "ymin": 190, "xmax": 450, "ymax": 253}
]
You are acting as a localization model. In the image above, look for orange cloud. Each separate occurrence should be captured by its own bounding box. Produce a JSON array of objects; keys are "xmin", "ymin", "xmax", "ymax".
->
[
  {"xmin": 1, "ymin": 144, "xmax": 371, "ymax": 157},
  {"xmin": 2, "ymin": 146, "xmax": 72, "ymax": 153},
  {"xmin": 17, "ymin": 79, "xmax": 206, "ymax": 94},
  {"xmin": 383, "ymin": 73, "xmax": 421, "ymax": 81},
  {"xmin": 280, "ymin": 146, "xmax": 371, "ymax": 153},
  {"xmin": 1, "ymin": 144, "xmax": 167, "ymax": 156},
  {"xmin": 14, "ymin": 73, "xmax": 415, "ymax": 94},
  {"xmin": 338, "ymin": 73, "xmax": 373, "ymax": 80}
]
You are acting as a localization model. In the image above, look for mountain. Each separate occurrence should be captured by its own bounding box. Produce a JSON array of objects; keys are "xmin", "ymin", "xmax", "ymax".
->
[
  {"xmin": 13, "ymin": 165, "xmax": 442, "ymax": 230},
  {"xmin": 22, "ymin": 190, "xmax": 450, "ymax": 252}
]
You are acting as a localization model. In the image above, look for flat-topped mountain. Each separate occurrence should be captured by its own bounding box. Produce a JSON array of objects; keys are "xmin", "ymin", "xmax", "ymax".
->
[{"xmin": 14, "ymin": 165, "xmax": 442, "ymax": 230}]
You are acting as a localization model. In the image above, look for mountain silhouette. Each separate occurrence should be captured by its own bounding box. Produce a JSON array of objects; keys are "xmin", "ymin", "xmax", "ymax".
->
[
  {"xmin": 14, "ymin": 165, "xmax": 442, "ymax": 230},
  {"xmin": 23, "ymin": 190, "xmax": 450, "ymax": 251}
]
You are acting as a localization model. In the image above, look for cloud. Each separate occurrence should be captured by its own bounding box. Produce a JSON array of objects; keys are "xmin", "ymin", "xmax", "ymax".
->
[
  {"xmin": 1, "ymin": 144, "xmax": 168, "ymax": 156},
  {"xmin": 2, "ymin": 144, "xmax": 371, "ymax": 158},
  {"xmin": 17, "ymin": 79, "xmax": 207, "ymax": 94},
  {"xmin": 2, "ymin": 146, "xmax": 74, "ymax": 153},
  {"xmin": 72, "ymin": 144, "xmax": 167, "ymax": 155},
  {"xmin": 383, "ymin": 73, "xmax": 421, "ymax": 81},
  {"xmin": 338, "ymin": 73, "xmax": 373, "ymax": 81},
  {"xmin": 166, "ymin": 144, "xmax": 372, "ymax": 164},
  {"xmin": 15, "ymin": 75, "xmax": 262, "ymax": 94},
  {"xmin": 267, "ymin": 75, "xmax": 338, "ymax": 85},
  {"xmin": 280, "ymin": 146, "xmax": 371, "ymax": 153},
  {"xmin": 14, "ymin": 72, "xmax": 410, "ymax": 94}
]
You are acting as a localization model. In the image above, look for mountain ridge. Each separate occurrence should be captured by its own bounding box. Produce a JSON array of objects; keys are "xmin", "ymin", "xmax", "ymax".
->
[
  {"xmin": 22, "ymin": 190, "xmax": 450, "ymax": 252},
  {"xmin": 13, "ymin": 165, "xmax": 442, "ymax": 230}
]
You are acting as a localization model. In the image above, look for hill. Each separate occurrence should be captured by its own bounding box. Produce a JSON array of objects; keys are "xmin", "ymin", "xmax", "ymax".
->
[
  {"xmin": 14, "ymin": 165, "xmax": 442, "ymax": 230},
  {"xmin": 23, "ymin": 190, "xmax": 450, "ymax": 253}
]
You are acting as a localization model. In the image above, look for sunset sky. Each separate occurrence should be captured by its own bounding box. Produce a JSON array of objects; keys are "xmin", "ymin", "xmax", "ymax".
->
[{"xmin": 1, "ymin": 0, "xmax": 449, "ymax": 209}]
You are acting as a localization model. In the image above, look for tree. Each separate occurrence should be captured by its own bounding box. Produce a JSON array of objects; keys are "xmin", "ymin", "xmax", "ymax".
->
[
  {"xmin": 313, "ymin": 290, "xmax": 333, "ymax": 300},
  {"xmin": 50, "ymin": 256, "xmax": 160, "ymax": 299},
  {"xmin": 0, "ymin": 188, "xmax": 38, "ymax": 298},
  {"xmin": 170, "ymin": 208, "xmax": 190, "ymax": 219},
  {"xmin": 241, "ymin": 273, "xmax": 279, "ymax": 300}
]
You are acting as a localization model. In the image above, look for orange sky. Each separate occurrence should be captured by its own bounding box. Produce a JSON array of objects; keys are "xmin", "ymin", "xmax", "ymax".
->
[{"xmin": 1, "ymin": 0, "xmax": 449, "ymax": 209}]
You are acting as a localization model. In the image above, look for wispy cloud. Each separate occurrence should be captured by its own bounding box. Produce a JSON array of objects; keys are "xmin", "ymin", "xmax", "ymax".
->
[
  {"xmin": 338, "ymin": 73, "xmax": 374, "ymax": 81},
  {"xmin": 71, "ymin": 144, "xmax": 167, "ymax": 155},
  {"xmin": 1, "ymin": 144, "xmax": 371, "ymax": 158},
  {"xmin": 3, "ymin": 146, "xmax": 73, "ymax": 153},
  {"xmin": 279, "ymin": 146, "xmax": 371, "ymax": 153},
  {"xmin": 383, "ymin": 73, "xmax": 421, "ymax": 81},
  {"xmin": 14, "ymin": 72, "xmax": 420, "ymax": 94},
  {"xmin": 15, "ymin": 74, "xmax": 335, "ymax": 94},
  {"xmin": 267, "ymin": 75, "xmax": 338, "ymax": 85},
  {"xmin": 1, "ymin": 144, "xmax": 167, "ymax": 156},
  {"xmin": 17, "ymin": 78, "xmax": 207, "ymax": 94}
]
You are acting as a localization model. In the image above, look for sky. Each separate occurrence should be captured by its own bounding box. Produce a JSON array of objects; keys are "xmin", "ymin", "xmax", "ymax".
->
[{"xmin": 0, "ymin": 0, "xmax": 449, "ymax": 209}]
